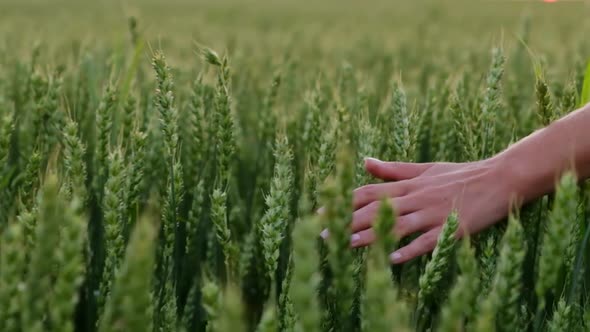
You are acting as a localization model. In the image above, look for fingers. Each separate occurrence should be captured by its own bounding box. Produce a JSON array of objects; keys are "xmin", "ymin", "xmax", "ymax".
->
[
  {"xmin": 351, "ymin": 197, "xmax": 418, "ymax": 233},
  {"xmin": 353, "ymin": 182, "xmax": 409, "ymax": 210},
  {"xmin": 394, "ymin": 209, "xmax": 437, "ymax": 238},
  {"xmin": 365, "ymin": 158, "xmax": 432, "ymax": 181},
  {"xmin": 350, "ymin": 209, "xmax": 435, "ymax": 248},
  {"xmin": 350, "ymin": 228, "xmax": 376, "ymax": 247},
  {"xmin": 389, "ymin": 226, "xmax": 442, "ymax": 264}
]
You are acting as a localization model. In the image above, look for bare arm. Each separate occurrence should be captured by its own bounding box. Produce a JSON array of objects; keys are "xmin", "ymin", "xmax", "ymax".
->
[
  {"xmin": 337, "ymin": 103, "xmax": 590, "ymax": 264},
  {"xmin": 498, "ymin": 102, "xmax": 590, "ymax": 202}
]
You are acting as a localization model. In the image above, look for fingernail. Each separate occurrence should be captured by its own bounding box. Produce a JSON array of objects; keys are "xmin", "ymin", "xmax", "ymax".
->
[
  {"xmin": 350, "ymin": 233, "xmax": 361, "ymax": 245},
  {"xmin": 390, "ymin": 251, "xmax": 402, "ymax": 263},
  {"xmin": 320, "ymin": 229, "xmax": 329, "ymax": 239},
  {"xmin": 364, "ymin": 157, "xmax": 382, "ymax": 163},
  {"xmin": 317, "ymin": 207, "xmax": 325, "ymax": 215}
]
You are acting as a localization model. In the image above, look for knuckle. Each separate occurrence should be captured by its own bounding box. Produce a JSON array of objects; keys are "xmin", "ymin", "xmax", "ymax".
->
[
  {"xmin": 398, "ymin": 180, "xmax": 412, "ymax": 195},
  {"xmin": 367, "ymin": 200, "xmax": 380, "ymax": 210},
  {"xmin": 355, "ymin": 184, "xmax": 378, "ymax": 200},
  {"xmin": 423, "ymin": 231, "xmax": 439, "ymax": 246},
  {"xmin": 392, "ymin": 195, "xmax": 407, "ymax": 210},
  {"xmin": 381, "ymin": 162, "xmax": 399, "ymax": 173},
  {"xmin": 389, "ymin": 181, "xmax": 408, "ymax": 197},
  {"xmin": 395, "ymin": 212, "xmax": 422, "ymax": 238},
  {"xmin": 362, "ymin": 231, "xmax": 376, "ymax": 244},
  {"xmin": 394, "ymin": 220, "xmax": 408, "ymax": 237}
]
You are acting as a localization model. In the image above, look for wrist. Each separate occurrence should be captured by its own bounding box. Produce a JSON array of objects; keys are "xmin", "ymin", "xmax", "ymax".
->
[{"xmin": 489, "ymin": 147, "xmax": 554, "ymax": 204}]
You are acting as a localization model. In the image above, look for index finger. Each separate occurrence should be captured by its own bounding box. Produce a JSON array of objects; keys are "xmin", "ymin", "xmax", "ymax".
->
[{"xmin": 352, "ymin": 181, "xmax": 409, "ymax": 210}]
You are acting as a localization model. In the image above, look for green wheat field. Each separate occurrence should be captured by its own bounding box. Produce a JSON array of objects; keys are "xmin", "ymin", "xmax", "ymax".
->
[{"xmin": 1, "ymin": 0, "xmax": 590, "ymax": 331}]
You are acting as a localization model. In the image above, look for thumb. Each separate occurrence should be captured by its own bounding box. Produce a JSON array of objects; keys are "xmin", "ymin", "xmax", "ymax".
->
[{"xmin": 364, "ymin": 157, "xmax": 430, "ymax": 181}]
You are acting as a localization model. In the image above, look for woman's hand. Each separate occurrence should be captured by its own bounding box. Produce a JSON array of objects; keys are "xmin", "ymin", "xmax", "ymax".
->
[
  {"xmin": 318, "ymin": 103, "xmax": 590, "ymax": 265},
  {"xmin": 344, "ymin": 157, "xmax": 517, "ymax": 264}
]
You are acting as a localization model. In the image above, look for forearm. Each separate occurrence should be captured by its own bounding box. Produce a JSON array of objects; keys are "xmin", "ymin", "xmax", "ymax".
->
[{"xmin": 492, "ymin": 103, "xmax": 590, "ymax": 202}]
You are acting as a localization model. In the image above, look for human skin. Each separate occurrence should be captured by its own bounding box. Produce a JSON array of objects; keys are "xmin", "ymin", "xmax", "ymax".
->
[{"xmin": 324, "ymin": 102, "xmax": 590, "ymax": 264}]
